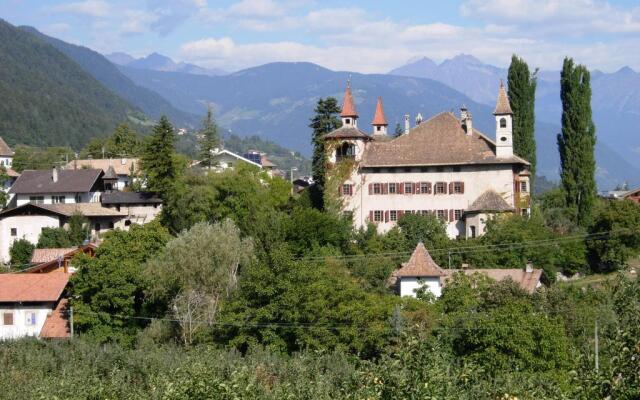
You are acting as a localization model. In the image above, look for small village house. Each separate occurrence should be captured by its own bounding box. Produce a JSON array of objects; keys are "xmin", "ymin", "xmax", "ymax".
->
[
  {"xmin": 0, "ymin": 137, "xmax": 14, "ymax": 168},
  {"xmin": 9, "ymin": 168, "xmax": 104, "ymax": 207},
  {"xmin": 64, "ymin": 158, "xmax": 139, "ymax": 190},
  {"xmin": 391, "ymin": 242, "xmax": 543, "ymax": 298},
  {"xmin": 25, "ymin": 244, "xmax": 97, "ymax": 274},
  {"xmin": 0, "ymin": 273, "xmax": 70, "ymax": 340},
  {"xmin": 101, "ymin": 191, "xmax": 162, "ymax": 226}
]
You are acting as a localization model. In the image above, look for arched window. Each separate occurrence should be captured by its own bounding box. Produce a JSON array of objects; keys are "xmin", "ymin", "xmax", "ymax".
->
[
  {"xmin": 499, "ymin": 118, "xmax": 507, "ymax": 128},
  {"xmin": 336, "ymin": 142, "xmax": 355, "ymax": 161}
]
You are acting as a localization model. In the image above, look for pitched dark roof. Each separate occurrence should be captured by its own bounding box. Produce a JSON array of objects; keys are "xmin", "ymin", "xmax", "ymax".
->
[
  {"xmin": 467, "ymin": 190, "xmax": 514, "ymax": 212},
  {"xmin": 323, "ymin": 125, "xmax": 371, "ymax": 140},
  {"xmin": 0, "ymin": 137, "xmax": 13, "ymax": 157},
  {"xmin": 361, "ymin": 112, "xmax": 528, "ymax": 167},
  {"xmin": 101, "ymin": 191, "xmax": 162, "ymax": 205},
  {"xmin": 9, "ymin": 169, "xmax": 103, "ymax": 194}
]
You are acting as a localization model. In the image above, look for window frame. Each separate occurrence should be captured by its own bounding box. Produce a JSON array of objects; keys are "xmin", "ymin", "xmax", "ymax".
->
[
  {"xmin": 435, "ymin": 182, "xmax": 446, "ymax": 195},
  {"xmin": 404, "ymin": 182, "xmax": 413, "ymax": 194},
  {"xmin": 373, "ymin": 210, "xmax": 383, "ymax": 222},
  {"xmin": 373, "ymin": 183, "xmax": 382, "ymax": 195},
  {"xmin": 453, "ymin": 182, "xmax": 463, "ymax": 194},
  {"xmin": 25, "ymin": 312, "xmax": 36, "ymax": 326},
  {"xmin": 419, "ymin": 182, "xmax": 431, "ymax": 194},
  {"xmin": 436, "ymin": 210, "xmax": 447, "ymax": 220},
  {"xmin": 388, "ymin": 183, "xmax": 396, "ymax": 194},
  {"xmin": 52, "ymin": 195, "xmax": 66, "ymax": 204},
  {"xmin": 389, "ymin": 210, "xmax": 398, "ymax": 222},
  {"xmin": 454, "ymin": 209, "xmax": 463, "ymax": 220},
  {"xmin": 10, "ymin": 228, "xmax": 17, "ymax": 237},
  {"xmin": 520, "ymin": 181, "xmax": 528, "ymax": 193},
  {"xmin": 3, "ymin": 312, "xmax": 14, "ymax": 326}
]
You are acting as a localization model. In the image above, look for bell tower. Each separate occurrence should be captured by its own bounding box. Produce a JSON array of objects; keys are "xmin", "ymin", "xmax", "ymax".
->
[
  {"xmin": 494, "ymin": 81, "xmax": 513, "ymax": 158},
  {"xmin": 340, "ymin": 81, "xmax": 358, "ymax": 128},
  {"xmin": 371, "ymin": 97, "xmax": 388, "ymax": 136}
]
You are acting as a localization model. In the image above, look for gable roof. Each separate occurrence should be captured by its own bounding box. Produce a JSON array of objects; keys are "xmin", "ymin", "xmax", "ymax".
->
[
  {"xmin": 31, "ymin": 248, "xmax": 77, "ymax": 264},
  {"xmin": 443, "ymin": 269, "xmax": 543, "ymax": 294},
  {"xmin": 494, "ymin": 82, "xmax": 513, "ymax": 115},
  {"xmin": 40, "ymin": 298, "xmax": 71, "ymax": 338},
  {"xmin": 0, "ymin": 274, "xmax": 69, "ymax": 302},
  {"xmin": 64, "ymin": 158, "xmax": 138, "ymax": 176},
  {"xmin": 361, "ymin": 112, "xmax": 528, "ymax": 167},
  {"xmin": 395, "ymin": 242, "xmax": 446, "ymax": 277},
  {"xmin": 208, "ymin": 149, "xmax": 263, "ymax": 168},
  {"xmin": 101, "ymin": 191, "xmax": 162, "ymax": 205},
  {"xmin": 9, "ymin": 169, "xmax": 103, "ymax": 194},
  {"xmin": 0, "ymin": 202, "xmax": 127, "ymax": 218},
  {"xmin": 0, "ymin": 137, "xmax": 13, "ymax": 157},
  {"xmin": 467, "ymin": 190, "xmax": 514, "ymax": 213},
  {"xmin": 323, "ymin": 125, "xmax": 371, "ymax": 140},
  {"xmin": 103, "ymin": 166, "xmax": 118, "ymax": 180}
]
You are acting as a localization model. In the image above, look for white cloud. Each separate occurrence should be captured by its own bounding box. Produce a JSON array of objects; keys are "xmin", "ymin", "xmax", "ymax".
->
[
  {"xmin": 52, "ymin": 0, "xmax": 112, "ymax": 17},
  {"xmin": 227, "ymin": 0, "xmax": 285, "ymax": 18}
]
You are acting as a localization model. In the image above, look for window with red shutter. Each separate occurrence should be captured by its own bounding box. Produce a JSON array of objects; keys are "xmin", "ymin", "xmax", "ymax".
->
[
  {"xmin": 449, "ymin": 209, "xmax": 454, "ymax": 221},
  {"xmin": 453, "ymin": 182, "xmax": 464, "ymax": 194},
  {"xmin": 384, "ymin": 210, "xmax": 389, "ymax": 222},
  {"xmin": 404, "ymin": 182, "xmax": 413, "ymax": 195},
  {"xmin": 369, "ymin": 210, "xmax": 373, "ymax": 221},
  {"xmin": 389, "ymin": 182, "xmax": 397, "ymax": 194},
  {"xmin": 449, "ymin": 182, "xmax": 454, "ymax": 194},
  {"xmin": 383, "ymin": 183, "xmax": 389, "ymax": 194},
  {"xmin": 435, "ymin": 182, "xmax": 446, "ymax": 194},
  {"xmin": 398, "ymin": 182, "xmax": 404, "ymax": 194}
]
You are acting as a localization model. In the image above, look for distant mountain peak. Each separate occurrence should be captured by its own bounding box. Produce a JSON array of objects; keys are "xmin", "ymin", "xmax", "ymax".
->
[{"xmin": 443, "ymin": 54, "xmax": 483, "ymax": 66}]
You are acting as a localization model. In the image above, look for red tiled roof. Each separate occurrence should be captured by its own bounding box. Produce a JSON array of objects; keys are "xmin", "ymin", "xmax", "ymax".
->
[
  {"xmin": 395, "ymin": 242, "xmax": 446, "ymax": 277},
  {"xmin": 31, "ymin": 248, "xmax": 77, "ymax": 264},
  {"xmin": 443, "ymin": 269, "xmax": 543, "ymax": 294},
  {"xmin": 340, "ymin": 85, "xmax": 358, "ymax": 118},
  {"xmin": 0, "ymin": 137, "xmax": 13, "ymax": 157},
  {"xmin": 40, "ymin": 298, "xmax": 71, "ymax": 338},
  {"xmin": 371, "ymin": 97, "xmax": 387, "ymax": 126},
  {"xmin": 5, "ymin": 168, "xmax": 19, "ymax": 178},
  {"xmin": 494, "ymin": 81, "xmax": 513, "ymax": 115},
  {"xmin": 0, "ymin": 274, "xmax": 69, "ymax": 302}
]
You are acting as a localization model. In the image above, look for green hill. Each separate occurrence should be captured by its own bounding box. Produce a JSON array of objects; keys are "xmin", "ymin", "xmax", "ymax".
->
[{"xmin": 0, "ymin": 19, "xmax": 142, "ymax": 149}]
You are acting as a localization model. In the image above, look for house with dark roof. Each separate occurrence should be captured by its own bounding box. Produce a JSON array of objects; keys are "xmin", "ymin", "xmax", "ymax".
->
[
  {"xmin": 9, "ymin": 168, "xmax": 104, "ymax": 207},
  {"xmin": 325, "ymin": 82, "xmax": 531, "ymax": 238},
  {"xmin": 101, "ymin": 191, "xmax": 162, "ymax": 225},
  {"xmin": 0, "ymin": 203, "xmax": 126, "ymax": 263},
  {"xmin": 0, "ymin": 273, "xmax": 71, "ymax": 340},
  {"xmin": 391, "ymin": 243, "xmax": 543, "ymax": 298}
]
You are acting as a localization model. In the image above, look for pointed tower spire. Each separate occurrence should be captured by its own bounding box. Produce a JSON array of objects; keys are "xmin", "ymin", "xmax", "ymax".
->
[
  {"xmin": 340, "ymin": 81, "xmax": 358, "ymax": 127},
  {"xmin": 371, "ymin": 97, "xmax": 388, "ymax": 136},
  {"xmin": 494, "ymin": 80, "xmax": 513, "ymax": 115}
]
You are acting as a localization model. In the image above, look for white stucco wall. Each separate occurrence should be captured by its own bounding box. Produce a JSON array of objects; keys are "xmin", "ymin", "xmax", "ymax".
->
[
  {"xmin": 0, "ymin": 215, "xmax": 61, "ymax": 263},
  {"xmin": 0, "ymin": 304, "xmax": 52, "ymax": 340},
  {"xmin": 341, "ymin": 164, "xmax": 516, "ymax": 238},
  {"xmin": 399, "ymin": 276, "xmax": 442, "ymax": 298},
  {"xmin": 15, "ymin": 191, "xmax": 101, "ymax": 206},
  {"xmin": 0, "ymin": 156, "xmax": 12, "ymax": 168}
]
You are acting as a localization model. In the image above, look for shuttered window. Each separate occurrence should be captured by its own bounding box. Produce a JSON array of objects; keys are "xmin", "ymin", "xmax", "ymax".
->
[
  {"xmin": 419, "ymin": 182, "xmax": 431, "ymax": 194},
  {"xmin": 404, "ymin": 182, "xmax": 413, "ymax": 194},
  {"xmin": 341, "ymin": 184, "xmax": 353, "ymax": 196},
  {"xmin": 454, "ymin": 209, "xmax": 463, "ymax": 220},
  {"xmin": 452, "ymin": 182, "xmax": 464, "ymax": 194},
  {"xmin": 389, "ymin": 183, "xmax": 397, "ymax": 194},
  {"xmin": 373, "ymin": 183, "xmax": 382, "ymax": 194},
  {"xmin": 435, "ymin": 182, "xmax": 447, "ymax": 194},
  {"xmin": 373, "ymin": 210, "xmax": 383, "ymax": 222}
]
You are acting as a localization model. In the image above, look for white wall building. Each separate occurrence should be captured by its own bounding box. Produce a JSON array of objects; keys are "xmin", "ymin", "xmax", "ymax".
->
[
  {"xmin": 325, "ymin": 83, "xmax": 531, "ymax": 239},
  {"xmin": 0, "ymin": 274, "xmax": 70, "ymax": 340},
  {"xmin": 0, "ymin": 137, "xmax": 14, "ymax": 168},
  {"xmin": 393, "ymin": 243, "xmax": 543, "ymax": 298},
  {"xmin": 9, "ymin": 168, "xmax": 104, "ymax": 207}
]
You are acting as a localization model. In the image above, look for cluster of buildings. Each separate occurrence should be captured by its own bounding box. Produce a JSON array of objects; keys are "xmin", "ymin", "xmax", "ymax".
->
[{"xmin": 0, "ymin": 81, "xmax": 555, "ymax": 339}]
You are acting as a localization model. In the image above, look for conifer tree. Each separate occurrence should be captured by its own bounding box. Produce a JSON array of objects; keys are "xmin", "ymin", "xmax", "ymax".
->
[
  {"xmin": 557, "ymin": 57, "xmax": 597, "ymax": 226},
  {"xmin": 508, "ymin": 55, "xmax": 537, "ymax": 186},
  {"xmin": 141, "ymin": 116, "xmax": 177, "ymax": 198},
  {"xmin": 198, "ymin": 105, "xmax": 221, "ymax": 168},
  {"xmin": 394, "ymin": 122, "xmax": 403, "ymax": 137},
  {"xmin": 308, "ymin": 97, "xmax": 341, "ymax": 209}
]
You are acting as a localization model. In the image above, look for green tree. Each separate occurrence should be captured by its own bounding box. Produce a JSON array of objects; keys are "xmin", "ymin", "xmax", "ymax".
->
[
  {"xmin": 9, "ymin": 239, "xmax": 34, "ymax": 268},
  {"xmin": 145, "ymin": 220, "xmax": 254, "ymax": 345},
  {"xmin": 198, "ymin": 105, "xmax": 220, "ymax": 168},
  {"xmin": 11, "ymin": 145, "xmax": 74, "ymax": 172},
  {"xmin": 508, "ymin": 55, "xmax": 537, "ymax": 186},
  {"xmin": 558, "ymin": 57, "xmax": 597, "ymax": 226},
  {"xmin": 308, "ymin": 97, "xmax": 341, "ymax": 209},
  {"xmin": 69, "ymin": 222, "xmax": 171, "ymax": 344},
  {"xmin": 107, "ymin": 123, "xmax": 142, "ymax": 157},
  {"xmin": 587, "ymin": 200, "xmax": 640, "ymax": 272},
  {"xmin": 140, "ymin": 116, "xmax": 178, "ymax": 197},
  {"xmin": 0, "ymin": 166, "xmax": 9, "ymax": 208},
  {"xmin": 36, "ymin": 213, "xmax": 89, "ymax": 248},
  {"xmin": 394, "ymin": 122, "xmax": 403, "ymax": 137}
]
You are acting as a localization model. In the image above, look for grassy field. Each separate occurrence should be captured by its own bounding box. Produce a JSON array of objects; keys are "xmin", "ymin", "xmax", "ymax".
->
[{"xmin": 559, "ymin": 256, "xmax": 639, "ymax": 288}]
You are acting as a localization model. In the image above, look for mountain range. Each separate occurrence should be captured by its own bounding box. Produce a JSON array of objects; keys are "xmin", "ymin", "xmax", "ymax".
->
[{"xmin": 106, "ymin": 52, "xmax": 227, "ymax": 77}]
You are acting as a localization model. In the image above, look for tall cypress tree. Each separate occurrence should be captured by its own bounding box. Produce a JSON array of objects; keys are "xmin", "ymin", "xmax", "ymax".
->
[
  {"xmin": 308, "ymin": 97, "xmax": 341, "ymax": 209},
  {"xmin": 198, "ymin": 105, "xmax": 221, "ymax": 168},
  {"xmin": 557, "ymin": 57, "xmax": 597, "ymax": 226},
  {"xmin": 507, "ymin": 55, "xmax": 537, "ymax": 187},
  {"xmin": 141, "ymin": 115, "xmax": 177, "ymax": 198}
]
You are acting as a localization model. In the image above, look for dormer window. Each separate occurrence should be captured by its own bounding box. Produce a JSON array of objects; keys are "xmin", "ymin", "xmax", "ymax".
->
[
  {"xmin": 336, "ymin": 142, "xmax": 355, "ymax": 161},
  {"xmin": 500, "ymin": 118, "xmax": 507, "ymax": 128}
]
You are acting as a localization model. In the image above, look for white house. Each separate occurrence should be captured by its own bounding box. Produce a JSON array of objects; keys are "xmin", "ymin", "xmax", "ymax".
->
[
  {"xmin": 64, "ymin": 158, "xmax": 139, "ymax": 191},
  {"xmin": 101, "ymin": 191, "xmax": 162, "ymax": 226},
  {"xmin": 9, "ymin": 168, "xmax": 104, "ymax": 207},
  {"xmin": 325, "ymin": 83, "xmax": 531, "ymax": 239},
  {"xmin": 392, "ymin": 242, "xmax": 543, "ymax": 298},
  {"xmin": 0, "ymin": 203, "xmax": 126, "ymax": 264},
  {"xmin": 0, "ymin": 273, "xmax": 70, "ymax": 340},
  {"xmin": 0, "ymin": 137, "xmax": 14, "ymax": 168}
]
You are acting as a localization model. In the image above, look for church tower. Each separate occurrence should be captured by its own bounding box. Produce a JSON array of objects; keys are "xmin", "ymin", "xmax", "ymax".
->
[
  {"xmin": 341, "ymin": 82, "xmax": 358, "ymax": 128},
  {"xmin": 371, "ymin": 97, "xmax": 388, "ymax": 136},
  {"xmin": 494, "ymin": 81, "xmax": 513, "ymax": 158}
]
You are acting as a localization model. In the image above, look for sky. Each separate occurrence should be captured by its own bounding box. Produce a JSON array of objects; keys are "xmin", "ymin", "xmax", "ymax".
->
[{"xmin": 2, "ymin": 0, "xmax": 640, "ymax": 73}]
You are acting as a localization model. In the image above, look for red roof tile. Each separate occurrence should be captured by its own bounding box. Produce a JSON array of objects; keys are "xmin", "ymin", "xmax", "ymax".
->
[
  {"xmin": 31, "ymin": 248, "xmax": 77, "ymax": 264},
  {"xmin": 395, "ymin": 242, "xmax": 446, "ymax": 277},
  {"xmin": 40, "ymin": 298, "xmax": 71, "ymax": 338},
  {"xmin": 371, "ymin": 97, "xmax": 387, "ymax": 126},
  {"xmin": 0, "ymin": 274, "xmax": 69, "ymax": 302},
  {"xmin": 340, "ymin": 85, "xmax": 358, "ymax": 118}
]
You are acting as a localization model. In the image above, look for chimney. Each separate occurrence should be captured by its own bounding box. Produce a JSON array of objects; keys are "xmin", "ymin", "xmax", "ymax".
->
[
  {"xmin": 525, "ymin": 261, "xmax": 534, "ymax": 273},
  {"xmin": 404, "ymin": 114, "xmax": 410, "ymax": 134},
  {"xmin": 52, "ymin": 167, "xmax": 58, "ymax": 183},
  {"xmin": 415, "ymin": 113, "xmax": 423, "ymax": 126},
  {"xmin": 460, "ymin": 106, "xmax": 473, "ymax": 136}
]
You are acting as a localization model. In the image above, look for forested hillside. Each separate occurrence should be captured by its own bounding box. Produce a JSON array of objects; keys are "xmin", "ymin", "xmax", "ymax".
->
[
  {"xmin": 0, "ymin": 19, "xmax": 141, "ymax": 149},
  {"xmin": 21, "ymin": 27, "xmax": 200, "ymax": 128}
]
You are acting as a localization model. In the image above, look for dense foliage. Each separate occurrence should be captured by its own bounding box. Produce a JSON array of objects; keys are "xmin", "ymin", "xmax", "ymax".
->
[
  {"xmin": 508, "ymin": 54, "xmax": 537, "ymax": 185},
  {"xmin": 80, "ymin": 123, "xmax": 144, "ymax": 159},
  {"xmin": 140, "ymin": 116, "xmax": 179, "ymax": 198},
  {"xmin": 8, "ymin": 238, "xmax": 34, "ymax": 267},
  {"xmin": 309, "ymin": 97, "xmax": 341, "ymax": 209},
  {"xmin": 558, "ymin": 57, "xmax": 597, "ymax": 226},
  {"xmin": 197, "ymin": 106, "xmax": 221, "ymax": 168},
  {"xmin": 36, "ymin": 213, "xmax": 90, "ymax": 248}
]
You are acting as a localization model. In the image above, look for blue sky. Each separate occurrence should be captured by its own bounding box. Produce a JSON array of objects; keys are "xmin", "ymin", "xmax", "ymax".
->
[{"xmin": 2, "ymin": 0, "xmax": 640, "ymax": 73}]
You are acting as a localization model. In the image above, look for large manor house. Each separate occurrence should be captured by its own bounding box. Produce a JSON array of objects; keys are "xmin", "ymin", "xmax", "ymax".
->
[{"xmin": 325, "ymin": 82, "xmax": 531, "ymax": 239}]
